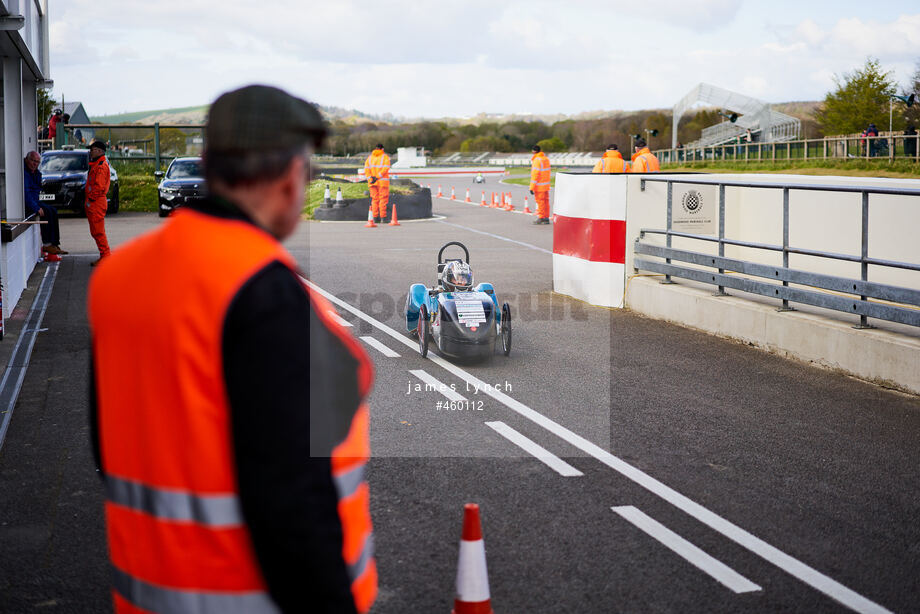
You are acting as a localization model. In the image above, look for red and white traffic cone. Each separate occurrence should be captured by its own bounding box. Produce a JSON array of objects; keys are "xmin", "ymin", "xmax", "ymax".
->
[
  {"xmin": 505, "ymin": 193, "xmax": 513, "ymax": 211},
  {"xmin": 491, "ymin": 192, "xmax": 498, "ymax": 208},
  {"xmin": 437, "ymin": 184, "xmax": 443, "ymax": 198},
  {"xmin": 523, "ymin": 196, "xmax": 532, "ymax": 214},
  {"xmin": 465, "ymin": 188, "xmax": 472, "ymax": 203},
  {"xmin": 451, "ymin": 186, "xmax": 456, "ymax": 200},
  {"xmin": 451, "ymin": 504, "xmax": 493, "ymax": 614},
  {"xmin": 389, "ymin": 204, "xmax": 401, "ymax": 226},
  {"xmin": 364, "ymin": 206, "xmax": 377, "ymax": 228},
  {"xmin": 480, "ymin": 191, "xmax": 487, "ymax": 206}
]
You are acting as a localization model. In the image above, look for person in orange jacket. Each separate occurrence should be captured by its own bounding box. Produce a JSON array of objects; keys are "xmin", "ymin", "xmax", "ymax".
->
[
  {"xmin": 86, "ymin": 141, "xmax": 111, "ymax": 265},
  {"xmin": 88, "ymin": 85, "xmax": 377, "ymax": 614},
  {"xmin": 592, "ymin": 144, "xmax": 629, "ymax": 173},
  {"xmin": 529, "ymin": 144, "xmax": 552, "ymax": 225},
  {"xmin": 364, "ymin": 144, "xmax": 390, "ymax": 222},
  {"xmin": 629, "ymin": 138, "xmax": 660, "ymax": 173}
]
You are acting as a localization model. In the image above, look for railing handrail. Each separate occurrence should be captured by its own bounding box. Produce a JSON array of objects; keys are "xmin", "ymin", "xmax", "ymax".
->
[{"xmin": 640, "ymin": 177, "xmax": 920, "ymax": 198}]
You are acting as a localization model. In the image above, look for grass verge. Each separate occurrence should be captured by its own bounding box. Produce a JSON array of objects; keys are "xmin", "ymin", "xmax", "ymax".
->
[{"xmin": 305, "ymin": 181, "xmax": 414, "ymax": 218}]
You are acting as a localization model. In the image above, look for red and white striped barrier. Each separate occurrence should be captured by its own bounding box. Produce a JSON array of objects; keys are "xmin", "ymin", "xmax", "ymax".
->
[{"xmin": 552, "ymin": 174, "xmax": 628, "ymax": 308}]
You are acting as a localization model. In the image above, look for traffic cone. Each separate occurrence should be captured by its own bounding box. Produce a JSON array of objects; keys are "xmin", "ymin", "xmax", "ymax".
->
[
  {"xmin": 452, "ymin": 504, "xmax": 493, "ymax": 614},
  {"xmin": 335, "ymin": 187, "xmax": 345, "ymax": 207},
  {"xmin": 523, "ymin": 196, "xmax": 532, "ymax": 214},
  {"xmin": 437, "ymin": 185, "xmax": 443, "ymax": 198},
  {"xmin": 451, "ymin": 186, "xmax": 456, "ymax": 200},
  {"xmin": 44, "ymin": 252, "xmax": 62, "ymax": 262},
  {"xmin": 505, "ymin": 193, "xmax": 513, "ymax": 211},
  {"xmin": 490, "ymin": 192, "xmax": 496, "ymax": 208},
  {"xmin": 323, "ymin": 184, "xmax": 332, "ymax": 206},
  {"xmin": 364, "ymin": 206, "xmax": 377, "ymax": 228},
  {"xmin": 465, "ymin": 188, "xmax": 472, "ymax": 203},
  {"xmin": 480, "ymin": 191, "xmax": 487, "ymax": 206},
  {"xmin": 389, "ymin": 204, "xmax": 401, "ymax": 226}
]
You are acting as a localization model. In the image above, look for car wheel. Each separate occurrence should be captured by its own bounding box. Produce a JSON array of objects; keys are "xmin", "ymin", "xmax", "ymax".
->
[
  {"xmin": 500, "ymin": 302, "xmax": 512, "ymax": 356},
  {"xmin": 418, "ymin": 304, "xmax": 430, "ymax": 358},
  {"xmin": 108, "ymin": 185, "xmax": 120, "ymax": 214}
]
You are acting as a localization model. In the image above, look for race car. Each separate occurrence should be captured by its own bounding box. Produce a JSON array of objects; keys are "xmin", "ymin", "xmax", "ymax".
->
[{"xmin": 405, "ymin": 241, "xmax": 511, "ymax": 360}]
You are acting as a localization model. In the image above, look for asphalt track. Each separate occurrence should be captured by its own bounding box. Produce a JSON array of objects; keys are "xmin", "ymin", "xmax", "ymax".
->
[
  {"xmin": 0, "ymin": 179, "xmax": 917, "ymax": 612},
  {"xmin": 311, "ymin": 174, "xmax": 920, "ymax": 613}
]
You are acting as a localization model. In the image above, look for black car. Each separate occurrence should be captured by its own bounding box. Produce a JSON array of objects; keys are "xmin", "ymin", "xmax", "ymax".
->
[
  {"xmin": 155, "ymin": 157, "xmax": 206, "ymax": 217},
  {"xmin": 39, "ymin": 150, "xmax": 120, "ymax": 214}
]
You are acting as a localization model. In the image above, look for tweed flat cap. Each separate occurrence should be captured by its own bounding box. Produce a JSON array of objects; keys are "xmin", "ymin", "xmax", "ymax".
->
[{"xmin": 206, "ymin": 84, "xmax": 326, "ymax": 153}]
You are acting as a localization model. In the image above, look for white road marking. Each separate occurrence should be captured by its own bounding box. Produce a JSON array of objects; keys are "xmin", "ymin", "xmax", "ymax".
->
[
  {"xmin": 329, "ymin": 310, "xmax": 352, "ymax": 327},
  {"xmin": 485, "ymin": 421, "xmax": 583, "ymax": 477},
  {"xmin": 612, "ymin": 506, "xmax": 761, "ymax": 594},
  {"xmin": 409, "ymin": 369, "xmax": 466, "ymax": 403},
  {"xmin": 434, "ymin": 220, "xmax": 553, "ymax": 255},
  {"xmin": 304, "ymin": 279, "xmax": 892, "ymax": 614},
  {"xmin": 360, "ymin": 336, "xmax": 400, "ymax": 358}
]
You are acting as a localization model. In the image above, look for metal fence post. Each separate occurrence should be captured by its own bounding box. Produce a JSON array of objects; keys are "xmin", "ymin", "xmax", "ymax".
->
[
  {"xmin": 778, "ymin": 187, "xmax": 795, "ymax": 312},
  {"xmin": 715, "ymin": 184, "xmax": 728, "ymax": 296},
  {"xmin": 154, "ymin": 123, "xmax": 161, "ymax": 172},
  {"xmin": 662, "ymin": 181, "xmax": 675, "ymax": 284},
  {"xmin": 855, "ymin": 191, "xmax": 873, "ymax": 328}
]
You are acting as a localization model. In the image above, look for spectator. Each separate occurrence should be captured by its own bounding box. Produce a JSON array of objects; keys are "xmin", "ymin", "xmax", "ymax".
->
[
  {"xmin": 592, "ymin": 144, "xmax": 628, "ymax": 173},
  {"xmin": 85, "ymin": 141, "xmax": 111, "ymax": 265},
  {"xmin": 863, "ymin": 123, "xmax": 879, "ymax": 157},
  {"xmin": 47, "ymin": 108, "xmax": 62, "ymax": 140},
  {"xmin": 87, "ymin": 84, "xmax": 376, "ymax": 614},
  {"xmin": 904, "ymin": 124, "xmax": 917, "ymax": 157},
  {"xmin": 23, "ymin": 151, "xmax": 66, "ymax": 255}
]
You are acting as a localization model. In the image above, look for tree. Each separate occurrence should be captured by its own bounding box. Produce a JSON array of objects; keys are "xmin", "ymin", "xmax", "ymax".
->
[
  {"xmin": 902, "ymin": 58, "xmax": 920, "ymax": 129},
  {"xmin": 536, "ymin": 136, "xmax": 566, "ymax": 152},
  {"xmin": 815, "ymin": 58, "xmax": 898, "ymax": 135},
  {"xmin": 37, "ymin": 88, "xmax": 55, "ymax": 128}
]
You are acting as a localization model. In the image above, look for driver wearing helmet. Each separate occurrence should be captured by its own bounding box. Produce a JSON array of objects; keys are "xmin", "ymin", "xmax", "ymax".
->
[{"xmin": 442, "ymin": 261, "xmax": 474, "ymax": 293}]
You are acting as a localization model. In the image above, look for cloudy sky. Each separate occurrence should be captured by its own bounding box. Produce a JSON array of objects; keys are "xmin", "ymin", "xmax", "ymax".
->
[{"xmin": 50, "ymin": 0, "xmax": 920, "ymax": 119}]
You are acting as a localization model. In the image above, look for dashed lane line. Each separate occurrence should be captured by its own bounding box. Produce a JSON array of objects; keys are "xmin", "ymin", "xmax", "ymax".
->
[
  {"xmin": 433, "ymin": 220, "xmax": 552, "ymax": 255},
  {"xmin": 360, "ymin": 336, "xmax": 400, "ymax": 358},
  {"xmin": 304, "ymin": 278, "xmax": 892, "ymax": 614},
  {"xmin": 485, "ymin": 421, "xmax": 583, "ymax": 477},
  {"xmin": 612, "ymin": 506, "xmax": 761, "ymax": 594},
  {"xmin": 408, "ymin": 370, "xmax": 466, "ymax": 403}
]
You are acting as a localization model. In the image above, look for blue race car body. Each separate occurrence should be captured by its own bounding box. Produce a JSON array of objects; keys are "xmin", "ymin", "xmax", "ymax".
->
[{"xmin": 405, "ymin": 242, "xmax": 511, "ymax": 360}]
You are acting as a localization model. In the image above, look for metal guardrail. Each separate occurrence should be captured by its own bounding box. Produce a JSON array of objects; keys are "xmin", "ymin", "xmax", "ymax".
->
[
  {"xmin": 655, "ymin": 133, "xmax": 920, "ymax": 165},
  {"xmin": 634, "ymin": 177, "xmax": 920, "ymax": 328}
]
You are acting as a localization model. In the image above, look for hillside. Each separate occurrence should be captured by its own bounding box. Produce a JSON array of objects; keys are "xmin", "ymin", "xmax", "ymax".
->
[{"xmin": 92, "ymin": 101, "xmax": 822, "ymax": 126}]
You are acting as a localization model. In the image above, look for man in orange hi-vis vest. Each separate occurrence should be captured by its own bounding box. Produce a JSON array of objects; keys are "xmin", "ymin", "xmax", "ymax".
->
[
  {"xmin": 88, "ymin": 85, "xmax": 377, "ymax": 614},
  {"xmin": 364, "ymin": 143, "xmax": 390, "ymax": 222},
  {"xmin": 592, "ymin": 144, "xmax": 629, "ymax": 173},
  {"xmin": 629, "ymin": 137, "xmax": 660, "ymax": 173},
  {"xmin": 529, "ymin": 144, "xmax": 552, "ymax": 224}
]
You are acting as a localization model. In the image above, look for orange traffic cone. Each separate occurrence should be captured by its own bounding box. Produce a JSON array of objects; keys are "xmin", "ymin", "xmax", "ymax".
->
[
  {"xmin": 465, "ymin": 188, "xmax": 471, "ymax": 203},
  {"xmin": 437, "ymin": 184, "xmax": 443, "ymax": 198},
  {"xmin": 505, "ymin": 193, "xmax": 514, "ymax": 211},
  {"xmin": 452, "ymin": 504, "xmax": 493, "ymax": 614},
  {"xmin": 490, "ymin": 192, "xmax": 497, "ymax": 208},
  {"xmin": 523, "ymin": 196, "xmax": 532, "ymax": 214},
  {"xmin": 451, "ymin": 186, "xmax": 456, "ymax": 200},
  {"xmin": 480, "ymin": 191, "xmax": 487, "ymax": 206},
  {"xmin": 389, "ymin": 204, "xmax": 401, "ymax": 226},
  {"xmin": 365, "ymin": 206, "xmax": 377, "ymax": 228}
]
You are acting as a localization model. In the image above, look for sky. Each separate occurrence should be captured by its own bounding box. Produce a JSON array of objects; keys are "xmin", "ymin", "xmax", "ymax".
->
[{"xmin": 50, "ymin": 0, "xmax": 920, "ymax": 120}]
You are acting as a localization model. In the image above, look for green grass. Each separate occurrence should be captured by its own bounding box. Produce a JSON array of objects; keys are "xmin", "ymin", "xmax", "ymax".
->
[
  {"xmin": 305, "ymin": 181, "xmax": 413, "ymax": 218},
  {"xmin": 661, "ymin": 159, "xmax": 920, "ymax": 178}
]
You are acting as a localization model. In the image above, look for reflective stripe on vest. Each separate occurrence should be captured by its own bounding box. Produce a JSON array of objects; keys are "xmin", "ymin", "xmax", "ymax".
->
[
  {"xmin": 112, "ymin": 565, "xmax": 280, "ymax": 614},
  {"xmin": 106, "ymin": 474, "xmax": 243, "ymax": 527}
]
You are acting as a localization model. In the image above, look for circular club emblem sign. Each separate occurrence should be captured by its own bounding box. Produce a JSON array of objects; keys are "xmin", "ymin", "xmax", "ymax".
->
[{"xmin": 681, "ymin": 189, "xmax": 703, "ymax": 215}]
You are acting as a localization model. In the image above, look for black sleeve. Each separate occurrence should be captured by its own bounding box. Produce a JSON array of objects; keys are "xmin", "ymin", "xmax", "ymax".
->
[{"xmin": 224, "ymin": 262, "xmax": 358, "ymax": 614}]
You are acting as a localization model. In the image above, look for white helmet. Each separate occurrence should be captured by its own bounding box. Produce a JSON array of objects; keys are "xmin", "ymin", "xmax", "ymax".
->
[{"xmin": 443, "ymin": 261, "xmax": 473, "ymax": 292}]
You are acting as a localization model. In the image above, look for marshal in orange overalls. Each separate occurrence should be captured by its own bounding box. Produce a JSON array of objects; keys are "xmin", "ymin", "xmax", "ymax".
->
[{"xmin": 364, "ymin": 147, "xmax": 390, "ymax": 220}]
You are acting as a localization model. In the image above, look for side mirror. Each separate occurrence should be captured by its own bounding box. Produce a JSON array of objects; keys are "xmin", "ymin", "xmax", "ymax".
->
[{"xmin": 154, "ymin": 171, "xmax": 164, "ymax": 179}]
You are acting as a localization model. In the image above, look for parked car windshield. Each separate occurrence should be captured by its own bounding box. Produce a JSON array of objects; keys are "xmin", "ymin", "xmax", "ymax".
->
[
  {"xmin": 40, "ymin": 153, "xmax": 88, "ymax": 172},
  {"xmin": 166, "ymin": 159, "xmax": 203, "ymax": 179}
]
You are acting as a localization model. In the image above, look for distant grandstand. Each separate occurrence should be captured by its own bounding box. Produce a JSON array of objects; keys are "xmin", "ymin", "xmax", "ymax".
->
[{"xmin": 674, "ymin": 83, "xmax": 801, "ymax": 148}]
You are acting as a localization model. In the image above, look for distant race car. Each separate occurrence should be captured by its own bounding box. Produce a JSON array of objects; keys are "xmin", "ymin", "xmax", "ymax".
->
[{"xmin": 405, "ymin": 241, "xmax": 511, "ymax": 360}]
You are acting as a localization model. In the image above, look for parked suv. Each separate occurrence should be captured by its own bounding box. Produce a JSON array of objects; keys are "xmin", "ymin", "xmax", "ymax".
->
[
  {"xmin": 155, "ymin": 157, "xmax": 206, "ymax": 217},
  {"xmin": 39, "ymin": 150, "xmax": 120, "ymax": 214}
]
